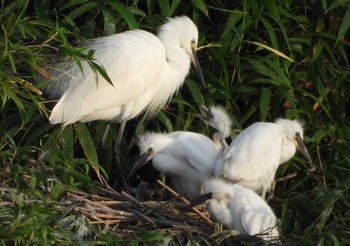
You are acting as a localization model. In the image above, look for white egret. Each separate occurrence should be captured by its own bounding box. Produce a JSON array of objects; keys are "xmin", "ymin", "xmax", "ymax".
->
[
  {"xmin": 195, "ymin": 105, "xmax": 232, "ymax": 149},
  {"xmin": 199, "ymin": 178, "xmax": 280, "ymax": 241},
  {"xmin": 45, "ymin": 16, "xmax": 205, "ymax": 188},
  {"xmin": 127, "ymin": 131, "xmax": 221, "ymax": 199},
  {"xmin": 215, "ymin": 118, "xmax": 312, "ymax": 199}
]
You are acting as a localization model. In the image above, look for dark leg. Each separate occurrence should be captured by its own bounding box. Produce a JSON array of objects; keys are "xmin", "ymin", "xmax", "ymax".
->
[
  {"xmin": 101, "ymin": 124, "xmax": 111, "ymax": 149},
  {"xmin": 114, "ymin": 120, "xmax": 129, "ymax": 191},
  {"xmin": 267, "ymin": 180, "xmax": 276, "ymax": 201}
]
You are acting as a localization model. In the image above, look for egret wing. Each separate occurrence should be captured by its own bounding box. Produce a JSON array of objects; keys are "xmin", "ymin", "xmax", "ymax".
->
[
  {"xmin": 237, "ymin": 190, "xmax": 276, "ymax": 235},
  {"xmin": 241, "ymin": 204, "xmax": 277, "ymax": 237},
  {"xmin": 221, "ymin": 123, "xmax": 283, "ymax": 182},
  {"xmin": 49, "ymin": 30, "xmax": 165, "ymax": 124},
  {"xmin": 171, "ymin": 132, "xmax": 219, "ymax": 174}
]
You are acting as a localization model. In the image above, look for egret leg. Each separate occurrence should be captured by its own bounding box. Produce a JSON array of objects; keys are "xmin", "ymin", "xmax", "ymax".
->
[
  {"xmin": 267, "ymin": 180, "xmax": 276, "ymax": 201},
  {"xmin": 261, "ymin": 187, "xmax": 268, "ymax": 201},
  {"xmin": 114, "ymin": 120, "xmax": 128, "ymax": 191},
  {"xmin": 101, "ymin": 124, "xmax": 111, "ymax": 149}
]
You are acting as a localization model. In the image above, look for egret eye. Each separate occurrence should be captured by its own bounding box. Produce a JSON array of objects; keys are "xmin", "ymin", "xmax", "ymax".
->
[{"xmin": 295, "ymin": 132, "xmax": 300, "ymax": 137}]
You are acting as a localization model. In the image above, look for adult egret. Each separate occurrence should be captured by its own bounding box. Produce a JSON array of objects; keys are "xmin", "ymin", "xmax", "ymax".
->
[
  {"xmin": 195, "ymin": 105, "xmax": 232, "ymax": 149},
  {"xmin": 198, "ymin": 178, "xmax": 280, "ymax": 241},
  {"xmin": 127, "ymin": 131, "xmax": 221, "ymax": 199},
  {"xmin": 215, "ymin": 118, "xmax": 312, "ymax": 199},
  {"xmin": 45, "ymin": 16, "xmax": 205, "ymax": 188}
]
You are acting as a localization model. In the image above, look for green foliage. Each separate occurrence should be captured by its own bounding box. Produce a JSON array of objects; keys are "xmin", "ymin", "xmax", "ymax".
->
[{"xmin": 1, "ymin": 0, "xmax": 350, "ymax": 244}]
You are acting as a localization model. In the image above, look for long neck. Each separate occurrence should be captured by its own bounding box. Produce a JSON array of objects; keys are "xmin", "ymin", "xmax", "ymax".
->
[
  {"xmin": 280, "ymin": 138, "xmax": 297, "ymax": 163},
  {"xmin": 213, "ymin": 132, "xmax": 228, "ymax": 149},
  {"xmin": 146, "ymin": 35, "xmax": 191, "ymax": 115},
  {"xmin": 160, "ymin": 35, "xmax": 191, "ymax": 80}
]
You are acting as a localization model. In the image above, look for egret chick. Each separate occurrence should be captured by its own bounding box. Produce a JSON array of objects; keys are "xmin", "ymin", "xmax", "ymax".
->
[
  {"xmin": 201, "ymin": 178, "xmax": 280, "ymax": 241},
  {"xmin": 46, "ymin": 16, "xmax": 204, "ymax": 188},
  {"xmin": 127, "ymin": 131, "xmax": 221, "ymax": 199},
  {"xmin": 215, "ymin": 118, "xmax": 312, "ymax": 199},
  {"xmin": 196, "ymin": 105, "xmax": 232, "ymax": 149}
]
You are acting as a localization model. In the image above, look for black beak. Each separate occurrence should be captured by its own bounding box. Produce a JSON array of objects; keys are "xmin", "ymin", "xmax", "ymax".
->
[
  {"xmin": 182, "ymin": 192, "xmax": 213, "ymax": 211},
  {"xmin": 295, "ymin": 134, "xmax": 312, "ymax": 163},
  {"xmin": 190, "ymin": 47, "xmax": 206, "ymax": 88},
  {"xmin": 194, "ymin": 105, "xmax": 211, "ymax": 122},
  {"xmin": 127, "ymin": 149, "xmax": 153, "ymax": 179}
]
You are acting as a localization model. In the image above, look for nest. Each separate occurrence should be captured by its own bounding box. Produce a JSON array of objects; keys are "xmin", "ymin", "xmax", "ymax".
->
[
  {"xmin": 66, "ymin": 180, "xmax": 216, "ymax": 240},
  {"xmin": 0, "ymin": 165, "xmax": 225, "ymax": 244},
  {"xmin": 0, "ymin": 162, "xmax": 303, "ymax": 244}
]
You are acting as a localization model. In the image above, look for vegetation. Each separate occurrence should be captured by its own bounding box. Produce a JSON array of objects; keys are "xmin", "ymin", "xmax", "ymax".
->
[{"xmin": 1, "ymin": 0, "xmax": 350, "ymax": 244}]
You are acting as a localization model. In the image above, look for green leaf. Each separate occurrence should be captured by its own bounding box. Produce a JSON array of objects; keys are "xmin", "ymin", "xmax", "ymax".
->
[
  {"xmin": 62, "ymin": 126, "xmax": 74, "ymax": 161},
  {"xmin": 260, "ymin": 88, "xmax": 271, "ymax": 121},
  {"xmin": 336, "ymin": 8, "xmax": 350, "ymax": 44},
  {"xmin": 138, "ymin": 230, "xmax": 169, "ymax": 243},
  {"xmin": 110, "ymin": 2, "xmax": 138, "ymax": 29},
  {"xmin": 156, "ymin": 110, "xmax": 173, "ymax": 132},
  {"xmin": 88, "ymin": 60, "xmax": 114, "ymax": 86},
  {"xmin": 186, "ymin": 78, "xmax": 205, "ymax": 105},
  {"xmin": 263, "ymin": 0, "xmax": 280, "ymax": 21},
  {"xmin": 102, "ymin": 10, "xmax": 116, "ymax": 35},
  {"xmin": 64, "ymin": 2, "xmax": 97, "ymax": 22},
  {"xmin": 74, "ymin": 122, "xmax": 99, "ymax": 169},
  {"xmin": 260, "ymin": 17, "xmax": 279, "ymax": 49},
  {"xmin": 158, "ymin": 1, "xmax": 171, "ymax": 17},
  {"xmin": 191, "ymin": 0, "xmax": 209, "ymax": 18}
]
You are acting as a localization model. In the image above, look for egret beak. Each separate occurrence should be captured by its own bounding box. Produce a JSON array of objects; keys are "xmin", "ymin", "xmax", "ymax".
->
[
  {"xmin": 182, "ymin": 192, "xmax": 213, "ymax": 211},
  {"xmin": 190, "ymin": 47, "xmax": 205, "ymax": 88},
  {"xmin": 194, "ymin": 105, "xmax": 211, "ymax": 122},
  {"xmin": 295, "ymin": 134, "xmax": 312, "ymax": 163},
  {"xmin": 127, "ymin": 148, "xmax": 153, "ymax": 179}
]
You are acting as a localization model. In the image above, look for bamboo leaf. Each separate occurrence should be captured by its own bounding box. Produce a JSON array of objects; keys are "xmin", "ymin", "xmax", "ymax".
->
[
  {"xmin": 336, "ymin": 8, "xmax": 350, "ymax": 44},
  {"xmin": 74, "ymin": 123, "xmax": 98, "ymax": 165},
  {"xmin": 89, "ymin": 60, "xmax": 114, "ymax": 86},
  {"xmin": 74, "ymin": 122, "xmax": 105, "ymax": 181},
  {"xmin": 158, "ymin": 1, "xmax": 171, "ymax": 17},
  {"xmin": 156, "ymin": 110, "xmax": 173, "ymax": 132},
  {"xmin": 110, "ymin": 2, "xmax": 138, "ymax": 29},
  {"xmin": 191, "ymin": 0, "xmax": 209, "ymax": 18},
  {"xmin": 245, "ymin": 40, "xmax": 295, "ymax": 62},
  {"xmin": 260, "ymin": 88, "xmax": 271, "ymax": 121}
]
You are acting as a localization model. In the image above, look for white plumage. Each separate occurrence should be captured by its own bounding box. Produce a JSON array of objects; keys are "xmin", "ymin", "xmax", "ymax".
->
[
  {"xmin": 47, "ymin": 16, "xmax": 204, "ymax": 126},
  {"xmin": 45, "ymin": 16, "xmax": 204, "ymax": 189},
  {"xmin": 128, "ymin": 131, "xmax": 220, "ymax": 199},
  {"xmin": 215, "ymin": 118, "xmax": 312, "ymax": 199},
  {"xmin": 196, "ymin": 105, "xmax": 232, "ymax": 149},
  {"xmin": 202, "ymin": 178, "xmax": 280, "ymax": 241}
]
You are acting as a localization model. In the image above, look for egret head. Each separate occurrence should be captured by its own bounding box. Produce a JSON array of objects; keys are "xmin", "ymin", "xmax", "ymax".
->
[
  {"xmin": 275, "ymin": 119, "xmax": 312, "ymax": 163},
  {"xmin": 183, "ymin": 178, "xmax": 231, "ymax": 210},
  {"xmin": 195, "ymin": 105, "xmax": 232, "ymax": 148},
  {"xmin": 158, "ymin": 16, "xmax": 205, "ymax": 87},
  {"xmin": 127, "ymin": 132, "xmax": 169, "ymax": 179},
  {"xmin": 203, "ymin": 178, "xmax": 232, "ymax": 205},
  {"xmin": 196, "ymin": 105, "xmax": 232, "ymax": 137}
]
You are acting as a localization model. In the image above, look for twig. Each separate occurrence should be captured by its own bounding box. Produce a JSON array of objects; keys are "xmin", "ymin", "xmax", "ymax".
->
[
  {"xmin": 275, "ymin": 167, "xmax": 317, "ymax": 182},
  {"xmin": 89, "ymin": 220, "xmax": 122, "ymax": 225},
  {"xmin": 78, "ymin": 208, "xmax": 130, "ymax": 220},
  {"xmin": 156, "ymin": 180, "xmax": 213, "ymax": 224},
  {"xmin": 129, "ymin": 209, "xmax": 157, "ymax": 227},
  {"xmin": 317, "ymin": 146, "xmax": 327, "ymax": 186},
  {"xmin": 121, "ymin": 191, "xmax": 144, "ymax": 207}
]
